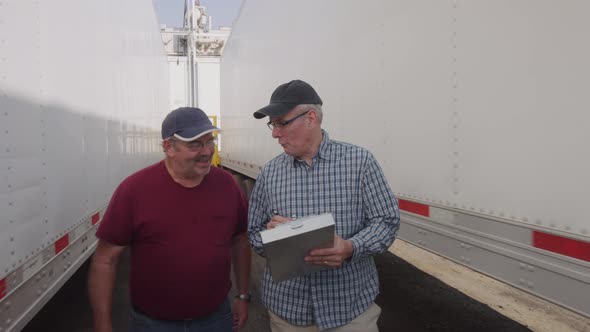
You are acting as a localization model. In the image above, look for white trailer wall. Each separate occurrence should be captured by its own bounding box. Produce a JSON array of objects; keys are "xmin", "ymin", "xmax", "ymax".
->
[
  {"xmin": 0, "ymin": 0, "xmax": 168, "ymax": 330},
  {"xmin": 220, "ymin": 0, "xmax": 590, "ymax": 317},
  {"xmin": 222, "ymin": 0, "xmax": 590, "ymax": 235}
]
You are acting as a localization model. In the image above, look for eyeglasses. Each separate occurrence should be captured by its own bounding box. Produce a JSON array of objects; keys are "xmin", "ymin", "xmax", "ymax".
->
[
  {"xmin": 170, "ymin": 137, "xmax": 217, "ymax": 151},
  {"xmin": 267, "ymin": 110, "xmax": 310, "ymax": 131}
]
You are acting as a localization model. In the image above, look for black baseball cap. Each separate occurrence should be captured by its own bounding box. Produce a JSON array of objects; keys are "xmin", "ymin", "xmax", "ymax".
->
[
  {"xmin": 253, "ymin": 80, "xmax": 323, "ymax": 119},
  {"xmin": 161, "ymin": 107, "xmax": 219, "ymax": 141}
]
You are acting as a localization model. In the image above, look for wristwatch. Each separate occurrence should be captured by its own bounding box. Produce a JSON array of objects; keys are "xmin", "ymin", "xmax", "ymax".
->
[{"xmin": 235, "ymin": 293, "xmax": 252, "ymax": 302}]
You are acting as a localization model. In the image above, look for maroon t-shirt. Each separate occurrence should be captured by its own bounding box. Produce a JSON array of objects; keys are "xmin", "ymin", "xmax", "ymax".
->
[{"xmin": 96, "ymin": 161, "xmax": 248, "ymax": 320}]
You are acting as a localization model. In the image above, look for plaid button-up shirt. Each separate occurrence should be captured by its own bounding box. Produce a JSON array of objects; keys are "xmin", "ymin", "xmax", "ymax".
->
[{"xmin": 248, "ymin": 131, "xmax": 400, "ymax": 330}]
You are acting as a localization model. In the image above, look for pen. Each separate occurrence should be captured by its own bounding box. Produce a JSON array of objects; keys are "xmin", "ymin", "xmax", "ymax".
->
[{"xmin": 271, "ymin": 209, "xmax": 296, "ymax": 220}]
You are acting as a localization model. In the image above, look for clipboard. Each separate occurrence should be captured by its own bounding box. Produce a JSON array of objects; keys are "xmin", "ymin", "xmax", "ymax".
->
[{"xmin": 260, "ymin": 213, "xmax": 335, "ymax": 282}]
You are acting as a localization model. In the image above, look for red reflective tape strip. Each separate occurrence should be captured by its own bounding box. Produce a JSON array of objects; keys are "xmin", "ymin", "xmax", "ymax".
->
[
  {"xmin": 533, "ymin": 231, "xmax": 590, "ymax": 262},
  {"xmin": 54, "ymin": 234, "xmax": 69, "ymax": 254},
  {"xmin": 91, "ymin": 212, "xmax": 100, "ymax": 225},
  {"xmin": 0, "ymin": 278, "xmax": 6, "ymax": 300},
  {"xmin": 398, "ymin": 199, "xmax": 430, "ymax": 217}
]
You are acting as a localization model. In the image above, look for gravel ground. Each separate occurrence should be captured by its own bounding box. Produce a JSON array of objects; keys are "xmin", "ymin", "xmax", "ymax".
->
[
  {"xmin": 374, "ymin": 251, "xmax": 531, "ymax": 331},
  {"xmin": 22, "ymin": 243, "xmax": 588, "ymax": 332}
]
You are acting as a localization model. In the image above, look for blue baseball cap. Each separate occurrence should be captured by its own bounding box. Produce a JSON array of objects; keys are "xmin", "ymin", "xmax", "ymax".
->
[{"xmin": 161, "ymin": 107, "xmax": 219, "ymax": 141}]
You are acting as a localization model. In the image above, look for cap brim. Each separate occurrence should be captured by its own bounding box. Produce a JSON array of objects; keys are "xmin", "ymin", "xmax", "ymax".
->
[
  {"xmin": 173, "ymin": 127, "xmax": 220, "ymax": 141},
  {"xmin": 253, "ymin": 102, "xmax": 297, "ymax": 119}
]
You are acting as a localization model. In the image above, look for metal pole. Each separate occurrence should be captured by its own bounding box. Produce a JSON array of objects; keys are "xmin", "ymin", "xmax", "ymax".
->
[{"xmin": 184, "ymin": 0, "xmax": 195, "ymax": 107}]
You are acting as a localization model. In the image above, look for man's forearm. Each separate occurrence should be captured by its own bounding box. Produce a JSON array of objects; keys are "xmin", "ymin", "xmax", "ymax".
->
[
  {"xmin": 348, "ymin": 219, "xmax": 397, "ymax": 261},
  {"xmin": 88, "ymin": 255, "xmax": 118, "ymax": 332},
  {"xmin": 232, "ymin": 233, "xmax": 251, "ymax": 293}
]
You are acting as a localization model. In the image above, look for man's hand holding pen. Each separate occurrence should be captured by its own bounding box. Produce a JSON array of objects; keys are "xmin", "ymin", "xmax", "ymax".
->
[{"xmin": 266, "ymin": 214, "xmax": 292, "ymax": 229}]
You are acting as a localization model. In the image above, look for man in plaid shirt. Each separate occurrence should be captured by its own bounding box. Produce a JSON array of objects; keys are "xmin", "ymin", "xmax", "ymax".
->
[{"xmin": 248, "ymin": 79, "xmax": 400, "ymax": 331}]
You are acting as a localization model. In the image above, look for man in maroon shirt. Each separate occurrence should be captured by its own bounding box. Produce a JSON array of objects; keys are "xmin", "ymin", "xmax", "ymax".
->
[{"xmin": 88, "ymin": 107, "xmax": 251, "ymax": 332}]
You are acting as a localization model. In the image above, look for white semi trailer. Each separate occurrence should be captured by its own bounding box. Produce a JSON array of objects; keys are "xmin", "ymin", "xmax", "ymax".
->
[
  {"xmin": 0, "ymin": 1, "xmax": 168, "ymax": 331},
  {"xmin": 219, "ymin": 0, "xmax": 590, "ymax": 318}
]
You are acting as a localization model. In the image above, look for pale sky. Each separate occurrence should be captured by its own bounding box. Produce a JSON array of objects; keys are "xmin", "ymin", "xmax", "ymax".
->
[{"xmin": 153, "ymin": 0, "xmax": 243, "ymax": 29}]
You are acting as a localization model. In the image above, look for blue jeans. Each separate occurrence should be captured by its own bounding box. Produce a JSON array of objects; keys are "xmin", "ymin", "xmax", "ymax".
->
[{"xmin": 130, "ymin": 299, "xmax": 232, "ymax": 332}]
